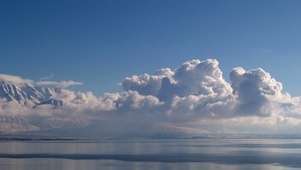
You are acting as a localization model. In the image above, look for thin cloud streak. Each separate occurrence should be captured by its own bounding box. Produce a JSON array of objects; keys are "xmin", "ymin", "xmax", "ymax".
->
[
  {"xmin": 36, "ymin": 80, "xmax": 83, "ymax": 89},
  {"xmin": 39, "ymin": 74, "xmax": 54, "ymax": 81}
]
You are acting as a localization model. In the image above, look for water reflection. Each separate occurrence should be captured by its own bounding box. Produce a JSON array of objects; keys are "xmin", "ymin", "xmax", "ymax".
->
[{"xmin": 0, "ymin": 139, "xmax": 300, "ymax": 170}]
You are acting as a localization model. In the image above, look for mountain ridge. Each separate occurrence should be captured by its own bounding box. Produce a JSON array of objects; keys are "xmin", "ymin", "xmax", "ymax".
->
[
  {"xmin": 0, "ymin": 81, "xmax": 62, "ymax": 108},
  {"xmin": 0, "ymin": 81, "xmax": 88, "ymax": 134}
]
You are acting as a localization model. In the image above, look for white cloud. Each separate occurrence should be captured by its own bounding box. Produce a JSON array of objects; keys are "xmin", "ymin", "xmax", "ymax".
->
[
  {"xmin": 0, "ymin": 74, "xmax": 82, "ymax": 89},
  {"xmin": 0, "ymin": 98, "xmax": 29, "ymax": 116},
  {"xmin": 122, "ymin": 59, "xmax": 232, "ymax": 100},
  {"xmin": 115, "ymin": 90, "xmax": 163, "ymax": 111},
  {"xmin": 39, "ymin": 74, "xmax": 54, "ymax": 81},
  {"xmin": 114, "ymin": 59, "xmax": 301, "ymax": 134},
  {"xmin": 64, "ymin": 91, "xmax": 119, "ymax": 112},
  {"xmin": 122, "ymin": 72, "xmax": 170, "ymax": 96},
  {"xmin": 230, "ymin": 67, "xmax": 284, "ymax": 117},
  {"xmin": 121, "ymin": 59, "xmax": 234, "ymax": 120},
  {"xmin": 36, "ymin": 80, "xmax": 83, "ymax": 88},
  {"xmin": 0, "ymin": 74, "xmax": 33, "ymax": 84}
]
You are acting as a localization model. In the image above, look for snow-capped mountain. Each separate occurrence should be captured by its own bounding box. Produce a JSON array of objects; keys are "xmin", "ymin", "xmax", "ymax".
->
[
  {"xmin": 0, "ymin": 81, "xmax": 62, "ymax": 108},
  {"xmin": 0, "ymin": 81, "xmax": 90, "ymax": 135}
]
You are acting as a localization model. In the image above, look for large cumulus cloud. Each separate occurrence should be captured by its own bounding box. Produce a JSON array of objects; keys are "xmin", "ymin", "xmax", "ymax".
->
[
  {"xmin": 117, "ymin": 59, "xmax": 301, "ymax": 125},
  {"xmin": 230, "ymin": 67, "xmax": 284, "ymax": 117},
  {"xmin": 121, "ymin": 59, "xmax": 235, "ymax": 120},
  {"xmin": 123, "ymin": 59, "xmax": 232, "ymax": 100}
]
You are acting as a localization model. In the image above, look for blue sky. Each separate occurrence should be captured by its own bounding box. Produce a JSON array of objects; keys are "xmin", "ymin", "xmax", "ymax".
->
[{"xmin": 1, "ymin": 0, "xmax": 301, "ymax": 96}]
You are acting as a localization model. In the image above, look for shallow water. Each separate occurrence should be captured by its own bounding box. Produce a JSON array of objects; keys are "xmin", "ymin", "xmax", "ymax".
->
[{"xmin": 0, "ymin": 139, "xmax": 300, "ymax": 170}]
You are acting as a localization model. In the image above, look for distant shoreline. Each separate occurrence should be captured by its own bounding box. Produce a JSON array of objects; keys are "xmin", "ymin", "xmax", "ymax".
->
[{"xmin": 2, "ymin": 134, "xmax": 301, "ymax": 141}]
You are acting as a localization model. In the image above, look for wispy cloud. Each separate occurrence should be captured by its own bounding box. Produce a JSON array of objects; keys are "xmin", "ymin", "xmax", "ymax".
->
[
  {"xmin": 36, "ymin": 80, "xmax": 83, "ymax": 89},
  {"xmin": 0, "ymin": 74, "xmax": 33, "ymax": 84},
  {"xmin": 39, "ymin": 74, "xmax": 54, "ymax": 81}
]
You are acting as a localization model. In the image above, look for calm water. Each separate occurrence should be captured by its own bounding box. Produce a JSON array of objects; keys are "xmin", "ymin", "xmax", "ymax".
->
[{"xmin": 0, "ymin": 139, "xmax": 301, "ymax": 170}]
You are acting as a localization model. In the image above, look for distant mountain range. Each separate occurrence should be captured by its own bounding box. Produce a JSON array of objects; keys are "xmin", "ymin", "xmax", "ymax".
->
[
  {"xmin": 0, "ymin": 81, "xmax": 62, "ymax": 108},
  {"xmin": 0, "ymin": 81, "xmax": 89, "ymax": 135}
]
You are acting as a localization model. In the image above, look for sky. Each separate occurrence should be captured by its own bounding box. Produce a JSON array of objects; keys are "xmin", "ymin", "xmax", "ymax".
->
[
  {"xmin": 1, "ymin": 0, "xmax": 301, "ymax": 137},
  {"xmin": 1, "ymin": 0, "xmax": 301, "ymax": 96}
]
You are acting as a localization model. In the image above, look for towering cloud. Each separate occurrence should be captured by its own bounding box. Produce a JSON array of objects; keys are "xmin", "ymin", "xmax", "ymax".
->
[
  {"xmin": 230, "ymin": 67, "xmax": 283, "ymax": 117},
  {"xmin": 123, "ymin": 59, "xmax": 232, "ymax": 100},
  {"xmin": 121, "ymin": 59, "xmax": 234, "ymax": 119}
]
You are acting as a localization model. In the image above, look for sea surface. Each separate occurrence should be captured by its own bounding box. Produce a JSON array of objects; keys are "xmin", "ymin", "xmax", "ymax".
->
[{"xmin": 0, "ymin": 139, "xmax": 301, "ymax": 170}]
